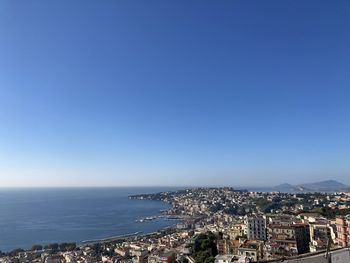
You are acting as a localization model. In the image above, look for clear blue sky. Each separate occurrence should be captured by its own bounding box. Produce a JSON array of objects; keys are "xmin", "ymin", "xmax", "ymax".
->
[{"xmin": 0, "ymin": 0, "xmax": 349, "ymax": 187}]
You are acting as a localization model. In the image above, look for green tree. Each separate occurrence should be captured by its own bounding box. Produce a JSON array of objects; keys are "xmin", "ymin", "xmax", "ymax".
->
[
  {"xmin": 9, "ymin": 248, "xmax": 24, "ymax": 257},
  {"xmin": 190, "ymin": 232, "xmax": 218, "ymax": 263},
  {"xmin": 31, "ymin": 245, "xmax": 43, "ymax": 251}
]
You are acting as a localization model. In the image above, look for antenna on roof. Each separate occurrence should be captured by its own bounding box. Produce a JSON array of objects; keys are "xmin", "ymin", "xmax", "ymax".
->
[{"xmin": 325, "ymin": 237, "xmax": 331, "ymax": 260}]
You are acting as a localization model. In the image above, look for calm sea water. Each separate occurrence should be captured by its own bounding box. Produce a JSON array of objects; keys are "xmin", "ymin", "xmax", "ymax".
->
[{"xmin": 0, "ymin": 187, "xmax": 178, "ymax": 252}]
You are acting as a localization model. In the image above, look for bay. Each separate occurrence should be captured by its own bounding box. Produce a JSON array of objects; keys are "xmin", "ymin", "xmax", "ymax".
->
[{"xmin": 0, "ymin": 187, "xmax": 178, "ymax": 252}]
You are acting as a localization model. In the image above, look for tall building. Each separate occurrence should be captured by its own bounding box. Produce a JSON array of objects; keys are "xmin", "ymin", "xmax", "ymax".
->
[
  {"xmin": 335, "ymin": 216, "xmax": 350, "ymax": 247},
  {"xmin": 293, "ymin": 224, "xmax": 311, "ymax": 254},
  {"xmin": 246, "ymin": 215, "xmax": 267, "ymax": 240}
]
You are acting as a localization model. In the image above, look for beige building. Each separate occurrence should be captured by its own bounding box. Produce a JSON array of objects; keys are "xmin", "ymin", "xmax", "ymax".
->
[
  {"xmin": 238, "ymin": 240, "xmax": 264, "ymax": 262},
  {"xmin": 228, "ymin": 223, "xmax": 245, "ymax": 240}
]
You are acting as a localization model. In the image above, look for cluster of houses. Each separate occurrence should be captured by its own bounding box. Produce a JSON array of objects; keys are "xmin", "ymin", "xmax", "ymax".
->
[{"xmin": 1, "ymin": 188, "xmax": 350, "ymax": 263}]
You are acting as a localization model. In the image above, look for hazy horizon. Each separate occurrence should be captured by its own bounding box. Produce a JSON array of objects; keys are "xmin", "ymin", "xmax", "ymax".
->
[
  {"xmin": 0, "ymin": 178, "xmax": 347, "ymax": 189},
  {"xmin": 1, "ymin": 1, "xmax": 350, "ymax": 187}
]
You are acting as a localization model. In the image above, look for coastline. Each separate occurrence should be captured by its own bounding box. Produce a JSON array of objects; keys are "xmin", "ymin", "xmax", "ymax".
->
[
  {"xmin": 77, "ymin": 194, "xmax": 184, "ymax": 248},
  {"xmin": 0, "ymin": 187, "xmax": 179, "ymax": 252}
]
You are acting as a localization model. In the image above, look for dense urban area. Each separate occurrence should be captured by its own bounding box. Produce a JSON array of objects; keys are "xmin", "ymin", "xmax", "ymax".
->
[{"xmin": 1, "ymin": 187, "xmax": 350, "ymax": 263}]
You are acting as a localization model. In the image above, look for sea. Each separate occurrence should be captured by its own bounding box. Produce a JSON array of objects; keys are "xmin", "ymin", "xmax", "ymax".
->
[{"xmin": 0, "ymin": 187, "xmax": 180, "ymax": 252}]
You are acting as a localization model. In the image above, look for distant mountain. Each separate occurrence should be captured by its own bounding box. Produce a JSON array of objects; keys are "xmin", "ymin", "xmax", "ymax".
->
[
  {"xmin": 298, "ymin": 180, "xmax": 349, "ymax": 192},
  {"xmin": 273, "ymin": 183, "xmax": 310, "ymax": 192},
  {"xmin": 273, "ymin": 180, "xmax": 350, "ymax": 193}
]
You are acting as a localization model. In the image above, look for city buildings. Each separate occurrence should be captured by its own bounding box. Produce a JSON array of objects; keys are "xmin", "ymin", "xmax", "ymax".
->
[
  {"xmin": 267, "ymin": 223, "xmax": 310, "ymax": 255},
  {"xmin": 1, "ymin": 188, "xmax": 350, "ymax": 263}
]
